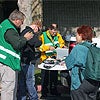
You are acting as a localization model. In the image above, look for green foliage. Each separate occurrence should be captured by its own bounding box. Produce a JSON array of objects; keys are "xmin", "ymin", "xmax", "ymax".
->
[
  {"xmin": 35, "ymin": 68, "xmax": 61, "ymax": 85},
  {"xmin": 35, "ymin": 68, "xmax": 41, "ymax": 85}
]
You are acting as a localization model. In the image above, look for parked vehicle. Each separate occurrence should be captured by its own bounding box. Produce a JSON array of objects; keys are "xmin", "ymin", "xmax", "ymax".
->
[{"xmin": 68, "ymin": 37, "xmax": 76, "ymax": 54}]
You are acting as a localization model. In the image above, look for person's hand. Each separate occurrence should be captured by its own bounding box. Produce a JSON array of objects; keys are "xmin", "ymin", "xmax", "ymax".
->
[
  {"xmin": 24, "ymin": 32, "xmax": 34, "ymax": 40},
  {"xmin": 49, "ymin": 46, "xmax": 55, "ymax": 51},
  {"xmin": 62, "ymin": 45, "xmax": 67, "ymax": 48}
]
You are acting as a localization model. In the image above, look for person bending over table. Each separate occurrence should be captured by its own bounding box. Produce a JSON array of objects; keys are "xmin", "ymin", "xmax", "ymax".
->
[{"xmin": 39, "ymin": 24, "xmax": 66, "ymax": 98}]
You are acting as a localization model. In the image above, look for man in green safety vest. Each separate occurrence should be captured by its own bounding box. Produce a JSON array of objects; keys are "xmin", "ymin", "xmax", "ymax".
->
[{"xmin": 0, "ymin": 9, "xmax": 33, "ymax": 100}]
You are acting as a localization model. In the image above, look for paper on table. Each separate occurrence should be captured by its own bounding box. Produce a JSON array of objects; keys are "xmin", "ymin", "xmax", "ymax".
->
[
  {"xmin": 55, "ymin": 48, "xmax": 68, "ymax": 60},
  {"xmin": 92, "ymin": 38, "xmax": 100, "ymax": 48}
]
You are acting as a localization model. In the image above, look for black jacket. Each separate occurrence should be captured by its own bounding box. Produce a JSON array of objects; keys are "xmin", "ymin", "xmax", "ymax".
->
[{"xmin": 21, "ymin": 26, "xmax": 42, "ymax": 64}]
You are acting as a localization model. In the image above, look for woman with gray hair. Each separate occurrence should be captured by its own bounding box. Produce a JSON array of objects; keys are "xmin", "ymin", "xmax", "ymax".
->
[{"xmin": 0, "ymin": 9, "xmax": 33, "ymax": 100}]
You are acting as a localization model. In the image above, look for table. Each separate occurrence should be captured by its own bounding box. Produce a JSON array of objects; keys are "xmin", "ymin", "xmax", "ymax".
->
[
  {"xmin": 38, "ymin": 60, "xmax": 67, "ymax": 70},
  {"xmin": 38, "ymin": 47, "xmax": 68, "ymax": 70},
  {"xmin": 38, "ymin": 59, "xmax": 68, "ymax": 91}
]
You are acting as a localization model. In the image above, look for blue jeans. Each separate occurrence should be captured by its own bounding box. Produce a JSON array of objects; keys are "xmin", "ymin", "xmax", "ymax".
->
[{"xmin": 17, "ymin": 64, "xmax": 38, "ymax": 100}]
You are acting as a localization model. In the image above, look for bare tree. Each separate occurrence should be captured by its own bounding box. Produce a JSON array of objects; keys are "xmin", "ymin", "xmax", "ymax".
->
[{"xmin": 17, "ymin": 0, "xmax": 34, "ymax": 31}]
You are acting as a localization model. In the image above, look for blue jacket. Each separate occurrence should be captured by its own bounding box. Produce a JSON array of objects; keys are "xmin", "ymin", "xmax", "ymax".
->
[{"xmin": 65, "ymin": 42, "xmax": 90, "ymax": 90}]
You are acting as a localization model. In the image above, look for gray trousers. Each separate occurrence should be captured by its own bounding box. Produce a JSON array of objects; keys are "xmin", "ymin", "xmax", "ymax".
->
[
  {"xmin": 71, "ymin": 79, "xmax": 99, "ymax": 100},
  {"xmin": 0, "ymin": 63, "xmax": 18, "ymax": 100}
]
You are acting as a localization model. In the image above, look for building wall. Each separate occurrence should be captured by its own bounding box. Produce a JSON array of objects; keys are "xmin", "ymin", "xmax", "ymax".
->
[
  {"xmin": 43, "ymin": 1, "xmax": 100, "ymax": 27},
  {"xmin": 43, "ymin": 0, "xmax": 100, "ymax": 37},
  {"xmin": 0, "ymin": 0, "xmax": 100, "ymax": 37}
]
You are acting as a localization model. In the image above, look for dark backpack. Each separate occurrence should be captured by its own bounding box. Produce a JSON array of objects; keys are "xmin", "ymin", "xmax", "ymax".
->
[{"xmin": 80, "ymin": 42, "xmax": 100, "ymax": 81}]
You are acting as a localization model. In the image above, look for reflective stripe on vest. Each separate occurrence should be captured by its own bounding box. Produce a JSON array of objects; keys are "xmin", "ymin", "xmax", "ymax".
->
[
  {"xmin": 0, "ymin": 45, "xmax": 20, "ymax": 59},
  {"xmin": 45, "ymin": 41, "xmax": 59, "ymax": 46},
  {"xmin": 0, "ymin": 54, "xmax": 6, "ymax": 59}
]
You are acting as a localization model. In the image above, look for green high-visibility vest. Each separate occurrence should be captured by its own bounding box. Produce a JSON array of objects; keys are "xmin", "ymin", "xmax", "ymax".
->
[
  {"xmin": 43, "ymin": 32, "xmax": 60, "ymax": 57},
  {"xmin": 0, "ymin": 19, "xmax": 21, "ymax": 71}
]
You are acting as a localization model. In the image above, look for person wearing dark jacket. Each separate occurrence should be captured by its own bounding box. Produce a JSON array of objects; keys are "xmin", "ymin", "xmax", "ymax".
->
[{"xmin": 17, "ymin": 20, "xmax": 42, "ymax": 100}]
